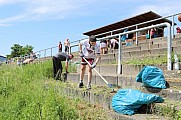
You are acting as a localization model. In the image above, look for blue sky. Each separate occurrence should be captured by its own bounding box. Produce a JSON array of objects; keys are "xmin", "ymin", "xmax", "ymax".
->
[{"xmin": 0, "ymin": 0, "xmax": 181, "ymax": 56}]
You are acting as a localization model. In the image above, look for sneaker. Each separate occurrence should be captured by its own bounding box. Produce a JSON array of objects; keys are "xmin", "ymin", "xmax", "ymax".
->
[
  {"xmin": 86, "ymin": 84, "xmax": 91, "ymax": 90},
  {"xmin": 79, "ymin": 82, "xmax": 84, "ymax": 88}
]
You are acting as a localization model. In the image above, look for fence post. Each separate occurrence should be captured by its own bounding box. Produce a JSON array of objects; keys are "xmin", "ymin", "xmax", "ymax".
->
[
  {"xmin": 136, "ymin": 25, "xmax": 138, "ymax": 45},
  {"xmin": 118, "ymin": 35, "xmax": 122, "ymax": 74},
  {"xmin": 44, "ymin": 49, "xmax": 46, "ymax": 58},
  {"xmin": 51, "ymin": 48, "xmax": 53, "ymax": 57},
  {"xmin": 172, "ymin": 15, "xmax": 175, "ymax": 39}
]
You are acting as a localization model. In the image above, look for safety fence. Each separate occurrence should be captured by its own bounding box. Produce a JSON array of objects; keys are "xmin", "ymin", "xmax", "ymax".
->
[
  {"xmin": 33, "ymin": 12, "xmax": 181, "ymax": 59},
  {"xmin": 5, "ymin": 12, "xmax": 181, "ymax": 70}
]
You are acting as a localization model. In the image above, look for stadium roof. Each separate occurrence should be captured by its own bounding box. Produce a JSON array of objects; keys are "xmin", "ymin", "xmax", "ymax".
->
[{"xmin": 83, "ymin": 11, "xmax": 175, "ymax": 38}]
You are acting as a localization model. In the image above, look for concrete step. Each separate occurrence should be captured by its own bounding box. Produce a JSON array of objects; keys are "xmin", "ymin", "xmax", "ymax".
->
[
  {"xmin": 76, "ymin": 64, "xmax": 118, "ymax": 75},
  {"xmin": 66, "ymin": 73, "xmax": 181, "ymax": 101},
  {"xmin": 72, "ymin": 45, "xmax": 181, "ymax": 63},
  {"xmin": 75, "ymin": 63, "xmax": 181, "ymax": 77},
  {"xmin": 71, "ymin": 36, "xmax": 181, "ymax": 57},
  {"xmin": 73, "ymin": 54, "xmax": 168, "ymax": 65},
  {"xmin": 55, "ymin": 81, "xmax": 179, "ymax": 120},
  {"xmin": 104, "ymin": 64, "xmax": 181, "ymax": 77},
  {"xmin": 131, "ymin": 36, "xmax": 181, "ymax": 47}
]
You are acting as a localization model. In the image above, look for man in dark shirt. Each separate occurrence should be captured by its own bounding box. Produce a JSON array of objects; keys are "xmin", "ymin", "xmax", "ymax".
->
[{"xmin": 52, "ymin": 52, "xmax": 74, "ymax": 80}]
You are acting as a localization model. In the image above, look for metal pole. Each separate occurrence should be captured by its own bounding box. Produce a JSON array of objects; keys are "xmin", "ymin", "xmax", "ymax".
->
[
  {"xmin": 97, "ymin": 22, "xmax": 172, "ymax": 73},
  {"xmin": 167, "ymin": 23, "xmax": 172, "ymax": 70},
  {"xmin": 118, "ymin": 35, "xmax": 122, "ymax": 74},
  {"xmin": 44, "ymin": 49, "xmax": 46, "ymax": 58},
  {"xmin": 51, "ymin": 48, "xmax": 53, "ymax": 57},
  {"xmin": 172, "ymin": 15, "xmax": 175, "ymax": 39},
  {"xmin": 69, "ymin": 46, "xmax": 71, "ymax": 54},
  {"xmin": 95, "ymin": 12, "xmax": 181, "ymax": 38},
  {"xmin": 136, "ymin": 25, "xmax": 138, "ymax": 45}
]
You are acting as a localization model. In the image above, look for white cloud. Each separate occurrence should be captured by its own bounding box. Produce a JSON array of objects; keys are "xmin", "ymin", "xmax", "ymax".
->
[
  {"xmin": 0, "ymin": 0, "xmax": 181, "ymax": 26},
  {"xmin": 0, "ymin": 0, "xmax": 95, "ymax": 25},
  {"xmin": 0, "ymin": 0, "xmax": 24, "ymax": 5},
  {"xmin": 131, "ymin": 1, "xmax": 181, "ymax": 17},
  {"xmin": 0, "ymin": 23, "xmax": 13, "ymax": 26}
]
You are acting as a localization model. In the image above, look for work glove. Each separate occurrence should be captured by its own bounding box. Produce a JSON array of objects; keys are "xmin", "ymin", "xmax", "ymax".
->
[
  {"xmin": 91, "ymin": 62, "xmax": 97, "ymax": 69},
  {"xmin": 79, "ymin": 52, "xmax": 84, "ymax": 58}
]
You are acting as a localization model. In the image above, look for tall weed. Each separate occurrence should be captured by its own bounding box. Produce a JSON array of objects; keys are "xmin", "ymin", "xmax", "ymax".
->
[{"xmin": 0, "ymin": 61, "xmax": 80, "ymax": 120}]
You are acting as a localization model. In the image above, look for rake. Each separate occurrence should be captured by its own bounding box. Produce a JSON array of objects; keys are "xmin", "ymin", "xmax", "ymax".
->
[{"xmin": 82, "ymin": 57, "xmax": 114, "ymax": 91}]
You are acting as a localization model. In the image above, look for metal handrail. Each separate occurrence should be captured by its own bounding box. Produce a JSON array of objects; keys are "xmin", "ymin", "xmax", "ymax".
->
[
  {"xmin": 92, "ymin": 22, "xmax": 172, "ymax": 73},
  {"xmin": 24, "ymin": 12, "xmax": 181, "ymax": 59},
  {"xmin": 9, "ymin": 12, "xmax": 180, "ymax": 69},
  {"xmin": 95, "ymin": 12, "xmax": 181, "ymax": 38}
]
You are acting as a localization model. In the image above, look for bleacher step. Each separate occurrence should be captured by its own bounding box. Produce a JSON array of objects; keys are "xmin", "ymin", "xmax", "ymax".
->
[
  {"xmin": 55, "ymin": 81, "xmax": 174, "ymax": 120},
  {"xmin": 67, "ymin": 73, "xmax": 181, "ymax": 101}
]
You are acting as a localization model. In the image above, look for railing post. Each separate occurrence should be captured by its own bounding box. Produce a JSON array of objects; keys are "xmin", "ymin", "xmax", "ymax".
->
[
  {"xmin": 172, "ymin": 15, "xmax": 175, "ymax": 39},
  {"xmin": 118, "ymin": 35, "xmax": 122, "ymax": 74},
  {"xmin": 69, "ymin": 46, "xmax": 71, "ymax": 54},
  {"xmin": 115, "ymin": 22, "xmax": 172, "ymax": 72},
  {"xmin": 166, "ymin": 23, "xmax": 172, "ymax": 70},
  {"xmin": 136, "ymin": 25, "xmax": 138, "ymax": 45},
  {"xmin": 51, "ymin": 48, "xmax": 53, "ymax": 57},
  {"xmin": 44, "ymin": 49, "xmax": 46, "ymax": 58}
]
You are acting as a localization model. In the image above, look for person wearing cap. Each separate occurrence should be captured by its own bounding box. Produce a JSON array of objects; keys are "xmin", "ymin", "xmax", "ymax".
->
[
  {"xmin": 79, "ymin": 35, "xmax": 101, "ymax": 89},
  {"xmin": 52, "ymin": 52, "xmax": 74, "ymax": 80}
]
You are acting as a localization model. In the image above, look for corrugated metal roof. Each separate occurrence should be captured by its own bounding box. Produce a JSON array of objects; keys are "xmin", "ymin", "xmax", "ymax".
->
[{"xmin": 83, "ymin": 11, "xmax": 175, "ymax": 37}]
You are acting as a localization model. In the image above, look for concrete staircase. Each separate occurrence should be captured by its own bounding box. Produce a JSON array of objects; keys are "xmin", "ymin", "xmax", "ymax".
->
[{"xmin": 66, "ymin": 35, "xmax": 181, "ymax": 119}]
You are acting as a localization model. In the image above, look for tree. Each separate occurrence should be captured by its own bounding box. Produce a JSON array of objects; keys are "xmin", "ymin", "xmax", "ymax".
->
[
  {"xmin": 10, "ymin": 44, "xmax": 23, "ymax": 57},
  {"xmin": 8, "ymin": 44, "xmax": 34, "ymax": 58},
  {"xmin": 22, "ymin": 45, "xmax": 34, "ymax": 55}
]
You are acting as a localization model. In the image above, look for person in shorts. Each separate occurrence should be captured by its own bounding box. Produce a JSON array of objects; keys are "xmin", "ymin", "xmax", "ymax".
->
[{"xmin": 79, "ymin": 35, "xmax": 101, "ymax": 89}]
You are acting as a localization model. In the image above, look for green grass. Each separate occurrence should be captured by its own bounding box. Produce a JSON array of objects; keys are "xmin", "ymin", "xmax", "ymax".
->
[
  {"xmin": 123, "ymin": 53, "xmax": 181, "ymax": 65},
  {"xmin": 0, "ymin": 60, "xmax": 108, "ymax": 120},
  {"xmin": 123, "ymin": 55, "xmax": 167, "ymax": 65}
]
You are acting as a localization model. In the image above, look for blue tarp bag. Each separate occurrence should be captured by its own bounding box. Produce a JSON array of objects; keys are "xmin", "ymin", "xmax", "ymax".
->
[
  {"xmin": 136, "ymin": 66, "xmax": 166, "ymax": 89},
  {"xmin": 112, "ymin": 89, "xmax": 163, "ymax": 115}
]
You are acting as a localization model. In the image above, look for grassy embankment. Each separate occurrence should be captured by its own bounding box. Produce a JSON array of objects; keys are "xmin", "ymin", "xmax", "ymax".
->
[{"xmin": 0, "ymin": 61, "xmax": 109, "ymax": 120}]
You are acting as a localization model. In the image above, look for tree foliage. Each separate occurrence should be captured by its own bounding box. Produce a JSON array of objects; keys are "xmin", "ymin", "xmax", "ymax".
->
[{"xmin": 7, "ymin": 44, "xmax": 34, "ymax": 58}]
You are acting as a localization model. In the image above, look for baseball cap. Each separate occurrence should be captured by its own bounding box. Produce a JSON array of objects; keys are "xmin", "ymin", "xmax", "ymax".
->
[{"xmin": 89, "ymin": 35, "xmax": 96, "ymax": 42}]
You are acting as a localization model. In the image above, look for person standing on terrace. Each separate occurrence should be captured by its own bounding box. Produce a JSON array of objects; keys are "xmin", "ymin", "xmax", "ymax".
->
[
  {"xmin": 100, "ymin": 39, "xmax": 108, "ymax": 54},
  {"xmin": 109, "ymin": 37, "xmax": 119, "ymax": 50},
  {"xmin": 79, "ymin": 35, "xmax": 101, "ymax": 89},
  {"xmin": 64, "ymin": 38, "xmax": 70, "ymax": 53},
  {"xmin": 58, "ymin": 41, "xmax": 62, "ymax": 52},
  {"xmin": 149, "ymin": 25, "xmax": 157, "ymax": 38}
]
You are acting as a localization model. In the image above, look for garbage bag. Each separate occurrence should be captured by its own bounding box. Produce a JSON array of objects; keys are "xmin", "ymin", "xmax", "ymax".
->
[
  {"xmin": 112, "ymin": 89, "xmax": 163, "ymax": 115},
  {"xmin": 136, "ymin": 66, "xmax": 166, "ymax": 89}
]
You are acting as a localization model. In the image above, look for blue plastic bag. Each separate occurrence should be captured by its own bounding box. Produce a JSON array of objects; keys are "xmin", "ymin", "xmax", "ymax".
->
[
  {"xmin": 112, "ymin": 89, "xmax": 163, "ymax": 115},
  {"xmin": 136, "ymin": 66, "xmax": 166, "ymax": 89}
]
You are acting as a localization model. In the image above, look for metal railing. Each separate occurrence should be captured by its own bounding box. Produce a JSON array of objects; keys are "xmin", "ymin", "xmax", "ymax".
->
[
  {"xmin": 8, "ymin": 12, "xmax": 181, "ymax": 72},
  {"xmin": 14, "ymin": 12, "xmax": 181, "ymax": 59},
  {"xmin": 96, "ymin": 22, "xmax": 172, "ymax": 74}
]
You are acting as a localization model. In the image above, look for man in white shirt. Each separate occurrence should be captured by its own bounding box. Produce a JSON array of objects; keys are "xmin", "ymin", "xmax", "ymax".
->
[{"xmin": 79, "ymin": 35, "xmax": 101, "ymax": 89}]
